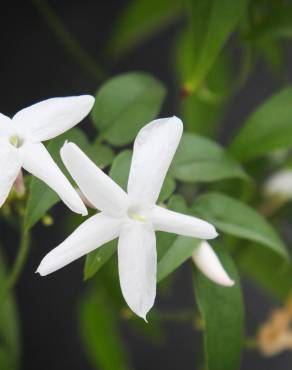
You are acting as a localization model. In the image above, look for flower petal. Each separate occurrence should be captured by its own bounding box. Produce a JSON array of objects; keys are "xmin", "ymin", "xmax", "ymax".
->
[
  {"xmin": 128, "ymin": 116, "xmax": 183, "ymax": 205},
  {"xmin": 22, "ymin": 142, "xmax": 87, "ymax": 215},
  {"xmin": 192, "ymin": 241, "xmax": 234, "ymax": 286},
  {"xmin": 150, "ymin": 205, "xmax": 218, "ymax": 239},
  {"xmin": 61, "ymin": 142, "xmax": 128, "ymax": 217},
  {"xmin": 0, "ymin": 113, "xmax": 12, "ymax": 136},
  {"xmin": 37, "ymin": 212, "xmax": 121, "ymax": 276},
  {"xmin": 0, "ymin": 139, "xmax": 23, "ymax": 206},
  {"xmin": 118, "ymin": 221, "xmax": 156, "ymax": 320},
  {"xmin": 12, "ymin": 95, "xmax": 94, "ymax": 142}
]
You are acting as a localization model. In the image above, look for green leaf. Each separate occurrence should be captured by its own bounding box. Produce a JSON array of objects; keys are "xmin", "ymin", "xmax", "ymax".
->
[
  {"xmin": 157, "ymin": 175, "xmax": 176, "ymax": 203},
  {"xmin": 85, "ymin": 142, "xmax": 114, "ymax": 169},
  {"xmin": 192, "ymin": 192, "xmax": 289, "ymax": 259},
  {"xmin": 194, "ymin": 249, "xmax": 244, "ymax": 370},
  {"xmin": 84, "ymin": 241, "xmax": 117, "ymax": 281},
  {"xmin": 230, "ymin": 87, "xmax": 292, "ymax": 161},
  {"xmin": 91, "ymin": 72, "xmax": 166, "ymax": 146},
  {"xmin": 186, "ymin": 0, "xmax": 247, "ymax": 89},
  {"xmin": 170, "ymin": 133, "xmax": 248, "ymax": 183},
  {"xmin": 237, "ymin": 243, "xmax": 292, "ymax": 302},
  {"xmin": 0, "ymin": 253, "xmax": 20, "ymax": 370},
  {"xmin": 157, "ymin": 236, "xmax": 200, "ymax": 282},
  {"xmin": 109, "ymin": 150, "xmax": 132, "ymax": 191},
  {"xmin": 24, "ymin": 128, "xmax": 88, "ymax": 230},
  {"xmin": 108, "ymin": 0, "xmax": 182, "ymax": 57},
  {"xmin": 250, "ymin": 4, "xmax": 292, "ymax": 41},
  {"xmin": 79, "ymin": 290, "xmax": 131, "ymax": 370}
]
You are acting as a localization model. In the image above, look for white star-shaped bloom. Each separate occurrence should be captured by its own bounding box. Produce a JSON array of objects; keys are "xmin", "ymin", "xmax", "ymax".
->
[
  {"xmin": 0, "ymin": 96, "xmax": 94, "ymax": 214},
  {"xmin": 37, "ymin": 117, "xmax": 232, "ymax": 319}
]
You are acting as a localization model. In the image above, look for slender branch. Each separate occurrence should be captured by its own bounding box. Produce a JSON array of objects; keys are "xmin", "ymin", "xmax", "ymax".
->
[
  {"xmin": 0, "ymin": 228, "xmax": 31, "ymax": 299},
  {"xmin": 31, "ymin": 0, "xmax": 106, "ymax": 81}
]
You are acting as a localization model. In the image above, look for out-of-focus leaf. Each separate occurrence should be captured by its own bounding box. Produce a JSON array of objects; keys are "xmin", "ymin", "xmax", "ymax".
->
[
  {"xmin": 194, "ymin": 249, "xmax": 244, "ymax": 370},
  {"xmin": 80, "ymin": 289, "xmax": 131, "ymax": 370},
  {"xmin": 86, "ymin": 142, "xmax": 114, "ymax": 169},
  {"xmin": 127, "ymin": 315, "xmax": 165, "ymax": 345},
  {"xmin": 175, "ymin": 30, "xmax": 230, "ymax": 136},
  {"xmin": 0, "ymin": 253, "xmax": 20, "ymax": 370},
  {"xmin": 24, "ymin": 128, "xmax": 88, "ymax": 230},
  {"xmin": 192, "ymin": 192, "xmax": 289, "ymax": 259},
  {"xmin": 230, "ymin": 88, "xmax": 292, "ymax": 162},
  {"xmin": 250, "ymin": 4, "xmax": 292, "ymax": 40},
  {"xmin": 91, "ymin": 72, "xmax": 166, "ymax": 146},
  {"xmin": 84, "ymin": 241, "xmax": 117, "ymax": 281},
  {"xmin": 255, "ymin": 38, "xmax": 285, "ymax": 75},
  {"xmin": 186, "ymin": 0, "xmax": 247, "ymax": 89},
  {"xmin": 108, "ymin": 0, "xmax": 182, "ymax": 57},
  {"xmin": 237, "ymin": 243, "xmax": 292, "ymax": 302},
  {"xmin": 84, "ymin": 149, "xmax": 176, "ymax": 280},
  {"xmin": 109, "ymin": 150, "xmax": 132, "ymax": 191},
  {"xmin": 158, "ymin": 176, "xmax": 176, "ymax": 203},
  {"xmin": 170, "ymin": 133, "xmax": 248, "ymax": 183}
]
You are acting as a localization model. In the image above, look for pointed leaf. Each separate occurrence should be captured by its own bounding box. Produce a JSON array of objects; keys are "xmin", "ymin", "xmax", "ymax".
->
[
  {"xmin": 170, "ymin": 133, "xmax": 248, "ymax": 183},
  {"xmin": 194, "ymin": 248, "xmax": 244, "ymax": 370},
  {"xmin": 230, "ymin": 87, "xmax": 292, "ymax": 161},
  {"xmin": 186, "ymin": 0, "xmax": 247, "ymax": 89},
  {"xmin": 192, "ymin": 192, "xmax": 289, "ymax": 259},
  {"xmin": 91, "ymin": 72, "xmax": 166, "ymax": 146}
]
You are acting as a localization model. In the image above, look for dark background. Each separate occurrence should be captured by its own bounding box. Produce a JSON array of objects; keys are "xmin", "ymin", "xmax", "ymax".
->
[{"xmin": 0, "ymin": 1, "xmax": 292, "ymax": 369}]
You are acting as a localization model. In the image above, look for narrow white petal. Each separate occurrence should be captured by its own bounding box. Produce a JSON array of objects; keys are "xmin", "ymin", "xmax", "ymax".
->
[
  {"xmin": 61, "ymin": 142, "xmax": 128, "ymax": 217},
  {"xmin": 12, "ymin": 95, "xmax": 94, "ymax": 142},
  {"xmin": 0, "ymin": 113, "xmax": 12, "ymax": 136},
  {"xmin": 37, "ymin": 212, "xmax": 122, "ymax": 276},
  {"xmin": 0, "ymin": 139, "xmax": 23, "ymax": 206},
  {"xmin": 22, "ymin": 143, "xmax": 87, "ymax": 215},
  {"xmin": 150, "ymin": 205, "xmax": 218, "ymax": 239},
  {"xmin": 192, "ymin": 241, "xmax": 234, "ymax": 286},
  {"xmin": 264, "ymin": 170, "xmax": 292, "ymax": 198},
  {"xmin": 118, "ymin": 221, "xmax": 156, "ymax": 320},
  {"xmin": 128, "ymin": 116, "xmax": 183, "ymax": 205}
]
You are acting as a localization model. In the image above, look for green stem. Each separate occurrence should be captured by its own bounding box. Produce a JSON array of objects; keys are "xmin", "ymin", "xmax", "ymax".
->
[
  {"xmin": 1, "ymin": 228, "xmax": 30, "ymax": 298},
  {"xmin": 31, "ymin": 0, "xmax": 106, "ymax": 81}
]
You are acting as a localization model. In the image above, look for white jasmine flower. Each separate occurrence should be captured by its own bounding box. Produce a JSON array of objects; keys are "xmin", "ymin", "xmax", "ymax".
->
[
  {"xmin": 192, "ymin": 241, "xmax": 234, "ymax": 286},
  {"xmin": 264, "ymin": 169, "xmax": 292, "ymax": 199},
  {"xmin": 37, "ymin": 117, "xmax": 218, "ymax": 319},
  {"xmin": 0, "ymin": 96, "xmax": 94, "ymax": 214}
]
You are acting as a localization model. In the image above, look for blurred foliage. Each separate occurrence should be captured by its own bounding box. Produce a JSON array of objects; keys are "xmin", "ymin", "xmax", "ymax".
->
[
  {"xmin": 0, "ymin": 253, "xmax": 20, "ymax": 370},
  {"xmin": 107, "ymin": 0, "xmax": 183, "ymax": 58},
  {"xmin": 194, "ymin": 248, "xmax": 244, "ymax": 370},
  {"xmin": 91, "ymin": 72, "xmax": 166, "ymax": 146},
  {"xmin": 192, "ymin": 192, "xmax": 288, "ymax": 258},
  {"xmin": 4, "ymin": 1, "xmax": 292, "ymax": 370}
]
